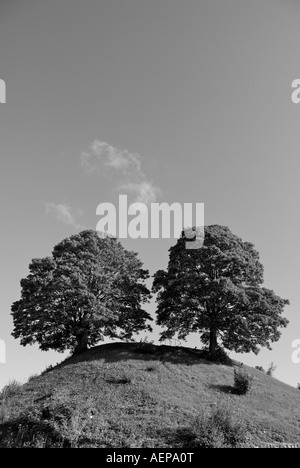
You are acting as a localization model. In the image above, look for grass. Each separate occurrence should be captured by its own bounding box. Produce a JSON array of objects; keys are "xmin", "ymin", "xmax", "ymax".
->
[{"xmin": 0, "ymin": 342, "xmax": 300, "ymax": 447}]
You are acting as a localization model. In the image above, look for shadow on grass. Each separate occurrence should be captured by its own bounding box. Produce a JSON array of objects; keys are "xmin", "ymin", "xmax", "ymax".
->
[
  {"xmin": 209, "ymin": 384, "xmax": 238, "ymax": 394},
  {"xmin": 0, "ymin": 416, "xmax": 70, "ymax": 448},
  {"xmin": 154, "ymin": 426, "xmax": 198, "ymax": 448},
  {"xmin": 105, "ymin": 377, "xmax": 132, "ymax": 385},
  {"xmin": 56, "ymin": 342, "xmax": 231, "ymax": 371}
]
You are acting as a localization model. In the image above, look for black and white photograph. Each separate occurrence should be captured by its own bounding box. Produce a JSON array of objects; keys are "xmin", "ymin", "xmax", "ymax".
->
[{"xmin": 1, "ymin": 0, "xmax": 300, "ymax": 452}]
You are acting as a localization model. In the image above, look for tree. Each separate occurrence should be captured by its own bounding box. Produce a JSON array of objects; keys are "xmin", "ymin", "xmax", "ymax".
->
[
  {"xmin": 153, "ymin": 225, "xmax": 289, "ymax": 357},
  {"xmin": 11, "ymin": 230, "xmax": 152, "ymax": 353}
]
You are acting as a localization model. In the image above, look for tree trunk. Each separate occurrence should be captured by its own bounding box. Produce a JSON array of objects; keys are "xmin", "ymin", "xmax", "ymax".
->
[
  {"xmin": 74, "ymin": 330, "xmax": 88, "ymax": 354},
  {"xmin": 209, "ymin": 327, "xmax": 218, "ymax": 356}
]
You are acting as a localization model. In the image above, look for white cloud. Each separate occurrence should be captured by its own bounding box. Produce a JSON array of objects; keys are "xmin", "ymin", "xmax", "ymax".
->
[
  {"xmin": 45, "ymin": 203, "xmax": 84, "ymax": 230},
  {"xmin": 81, "ymin": 140, "xmax": 141, "ymax": 174},
  {"xmin": 120, "ymin": 181, "xmax": 161, "ymax": 205},
  {"xmin": 80, "ymin": 140, "xmax": 161, "ymax": 206}
]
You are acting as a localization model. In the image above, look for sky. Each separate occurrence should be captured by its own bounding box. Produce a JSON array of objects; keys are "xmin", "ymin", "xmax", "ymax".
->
[{"xmin": 1, "ymin": 0, "xmax": 300, "ymax": 390}]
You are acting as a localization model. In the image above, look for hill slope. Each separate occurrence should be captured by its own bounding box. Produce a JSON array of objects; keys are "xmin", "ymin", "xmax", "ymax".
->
[{"xmin": 1, "ymin": 342, "xmax": 300, "ymax": 448}]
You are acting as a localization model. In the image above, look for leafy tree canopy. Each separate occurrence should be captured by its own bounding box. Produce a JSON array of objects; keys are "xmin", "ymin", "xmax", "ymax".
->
[
  {"xmin": 153, "ymin": 225, "xmax": 289, "ymax": 356},
  {"xmin": 12, "ymin": 230, "xmax": 152, "ymax": 353}
]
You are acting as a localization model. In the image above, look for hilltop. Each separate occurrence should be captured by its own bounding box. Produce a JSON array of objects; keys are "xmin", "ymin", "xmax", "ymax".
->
[{"xmin": 1, "ymin": 342, "xmax": 300, "ymax": 448}]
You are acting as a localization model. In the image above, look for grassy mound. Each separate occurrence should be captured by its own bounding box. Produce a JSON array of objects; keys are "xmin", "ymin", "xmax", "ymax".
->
[{"xmin": 1, "ymin": 342, "xmax": 300, "ymax": 448}]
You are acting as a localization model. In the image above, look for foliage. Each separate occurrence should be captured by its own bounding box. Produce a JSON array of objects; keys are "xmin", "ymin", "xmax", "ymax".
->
[
  {"xmin": 234, "ymin": 368, "xmax": 254, "ymax": 395},
  {"xmin": 153, "ymin": 225, "xmax": 289, "ymax": 356},
  {"xmin": 189, "ymin": 404, "xmax": 247, "ymax": 448},
  {"xmin": 255, "ymin": 366, "xmax": 265, "ymax": 373},
  {"xmin": 0, "ymin": 380, "xmax": 23, "ymax": 400},
  {"xmin": 11, "ymin": 230, "xmax": 152, "ymax": 353}
]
